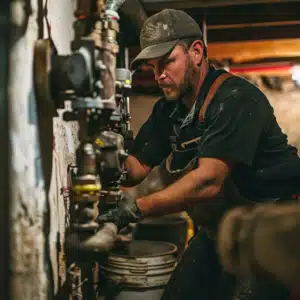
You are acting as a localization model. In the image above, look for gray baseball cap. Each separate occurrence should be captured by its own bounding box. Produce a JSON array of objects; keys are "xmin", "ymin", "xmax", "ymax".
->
[{"xmin": 130, "ymin": 9, "xmax": 203, "ymax": 70}]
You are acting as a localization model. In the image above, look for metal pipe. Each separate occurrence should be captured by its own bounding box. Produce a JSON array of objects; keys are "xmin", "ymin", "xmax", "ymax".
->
[
  {"xmin": 120, "ymin": 0, "xmax": 147, "ymax": 33},
  {"xmin": 105, "ymin": 0, "xmax": 126, "ymax": 12},
  {"xmin": 65, "ymin": 0, "xmax": 128, "ymax": 258}
]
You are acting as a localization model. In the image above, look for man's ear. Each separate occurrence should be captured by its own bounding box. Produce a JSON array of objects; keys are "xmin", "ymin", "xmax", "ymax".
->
[{"xmin": 189, "ymin": 40, "xmax": 205, "ymax": 65}]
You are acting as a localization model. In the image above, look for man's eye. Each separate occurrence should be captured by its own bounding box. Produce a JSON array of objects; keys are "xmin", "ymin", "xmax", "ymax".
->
[{"xmin": 164, "ymin": 59, "xmax": 174, "ymax": 67}]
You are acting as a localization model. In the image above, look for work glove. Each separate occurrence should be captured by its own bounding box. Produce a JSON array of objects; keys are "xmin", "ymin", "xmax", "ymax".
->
[{"xmin": 97, "ymin": 191, "xmax": 142, "ymax": 231}]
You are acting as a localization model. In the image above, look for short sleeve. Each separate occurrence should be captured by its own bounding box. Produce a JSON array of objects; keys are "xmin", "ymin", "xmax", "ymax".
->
[
  {"xmin": 129, "ymin": 100, "xmax": 172, "ymax": 167},
  {"xmin": 197, "ymin": 89, "xmax": 270, "ymax": 166}
]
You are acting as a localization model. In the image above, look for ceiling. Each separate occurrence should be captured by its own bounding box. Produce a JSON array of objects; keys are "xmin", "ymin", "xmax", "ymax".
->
[{"xmin": 119, "ymin": 0, "xmax": 300, "ymax": 92}]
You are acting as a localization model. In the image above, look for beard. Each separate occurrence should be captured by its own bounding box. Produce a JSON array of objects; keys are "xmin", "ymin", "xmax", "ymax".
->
[{"xmin": 161, "ymin": 58, "xmax": 199, "ymax": 101}]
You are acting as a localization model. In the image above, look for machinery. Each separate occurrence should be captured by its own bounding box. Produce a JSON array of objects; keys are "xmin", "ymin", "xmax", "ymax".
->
[{"xmin": 34, "ymin": 0, "xmax": 133, "ymax": 298}]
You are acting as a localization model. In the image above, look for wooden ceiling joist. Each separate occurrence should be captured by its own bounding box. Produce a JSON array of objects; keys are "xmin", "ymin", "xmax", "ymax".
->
[
  {"xmin": 207, "ymin": 20, "xmax": 300, "ymax": 30},
  {"xmin": 208, "ymin": 39, "xmax": 300, "ymax": 63},
  {"xmin": 143, "ymin": 0, "xmax": 300, "ymax": 10}
]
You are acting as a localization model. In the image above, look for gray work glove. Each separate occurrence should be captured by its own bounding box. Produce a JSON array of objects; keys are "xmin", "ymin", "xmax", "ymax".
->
[{"xmin": 97, "ymin": 191, "xmax": 142, "ymax": 231}]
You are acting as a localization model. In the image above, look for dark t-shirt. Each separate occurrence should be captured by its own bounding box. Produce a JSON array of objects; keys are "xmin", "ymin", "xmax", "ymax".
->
[{"xmin": 129, "ymin": 66, "xmax": 300, "ymax": 200}]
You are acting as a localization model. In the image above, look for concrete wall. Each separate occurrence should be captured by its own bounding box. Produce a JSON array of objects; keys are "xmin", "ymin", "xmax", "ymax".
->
[
  {"xmin": 265, "ymin": 86, "xmax": 300, "ymax": 151},
  {"xmin": 130, "ymin": 95, "xmax": 159, "ymax": 135},
  {"xmin": 9, "ymin": 0, "xmax": 77, "ymax": 299}
]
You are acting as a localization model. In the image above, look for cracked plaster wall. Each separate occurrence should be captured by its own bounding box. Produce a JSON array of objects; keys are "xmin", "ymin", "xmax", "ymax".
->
[{"xmin": 9, "ymin": 0, "xmax": 78, "ymax": 299}]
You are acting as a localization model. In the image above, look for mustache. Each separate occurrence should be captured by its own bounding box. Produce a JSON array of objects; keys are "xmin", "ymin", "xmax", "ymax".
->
[{"xmin": 159, "ymin": 83, "xmax": 174, "ymax": 89}]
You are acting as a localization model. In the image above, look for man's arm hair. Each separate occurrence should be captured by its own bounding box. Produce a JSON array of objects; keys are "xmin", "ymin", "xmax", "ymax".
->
[{"xmin": 122, "ymin": 155, "xmax": 152, "ymax": 187}]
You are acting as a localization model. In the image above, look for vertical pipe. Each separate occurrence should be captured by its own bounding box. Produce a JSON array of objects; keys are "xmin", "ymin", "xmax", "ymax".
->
[
  {"xmin": 100, "ymin": 39, "xmax": 118, "ymax": 103},
  {"xmin": 117, "ymin": 32, "xmax": 125, "ymax": 68},
  {"xmin": 0, "ymin": 0, "xmax": 10, "ymax": 299},
  {"xmin": 124, "ymin": 47, "xmax": 129, "ymax": 70}
]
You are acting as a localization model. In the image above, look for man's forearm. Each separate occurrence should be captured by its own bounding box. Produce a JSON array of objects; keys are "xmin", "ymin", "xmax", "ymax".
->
[
  {"xmin": 137, "ymin": 167, "xmax": 221, "ymax": 216},
  {"xmin": 97, "ymin": 157, "xmax": 229, "ymax": 237}
]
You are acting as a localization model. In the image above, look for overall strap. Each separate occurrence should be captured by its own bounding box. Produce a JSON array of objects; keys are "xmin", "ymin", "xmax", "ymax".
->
[{"xmin": 199, "ymin": 73, "xmax": 233, "ymax": 122}]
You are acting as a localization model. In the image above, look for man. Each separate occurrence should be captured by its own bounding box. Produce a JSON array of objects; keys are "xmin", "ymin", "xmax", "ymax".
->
[{"xmin": 98, "ymin": 9, "xmax": 300, "ymax": 299}]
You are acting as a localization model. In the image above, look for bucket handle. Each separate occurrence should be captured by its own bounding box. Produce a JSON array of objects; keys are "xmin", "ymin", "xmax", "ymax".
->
[{"xmin": 129, "ymin": 268, "xmax": 148, "ymax": 274}]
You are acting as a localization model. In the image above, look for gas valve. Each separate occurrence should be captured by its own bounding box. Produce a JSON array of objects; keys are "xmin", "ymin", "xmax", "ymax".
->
[{"xmin": 33, "ymin": 0, "xmax": 129, "ymax": 258}]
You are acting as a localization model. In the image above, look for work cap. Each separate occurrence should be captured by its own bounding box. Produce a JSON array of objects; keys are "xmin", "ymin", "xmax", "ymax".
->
[{"xmin": 131, "ymin": 9, "xmax": 202, "ymax": 70}]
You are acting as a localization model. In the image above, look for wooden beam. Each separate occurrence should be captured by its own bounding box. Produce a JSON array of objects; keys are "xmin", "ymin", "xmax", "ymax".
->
[
  {"xmin": 207, "ymin": 25, "xmax": 300, "ymax": 43},
  {"xmin": 208, "ymin": 39, "xmax": 300, "ymax": 63},
  {"xmin": 143, "ymin": 0, "xmax": 300, "ymax": 10},
  {"xmin": 229, "ymin": 62, "xmax": 293, "ymax": 76},
  {"xmin": 208, "ymin": 20, "xmax": 300, "ymax": 30},
  {"xmin": 200, "ymin": 3, "xmax": 300, "ymax": 26},
  {"xmin": 153, "ymin": 2, "xmax": 300, "ymax": 26}
]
